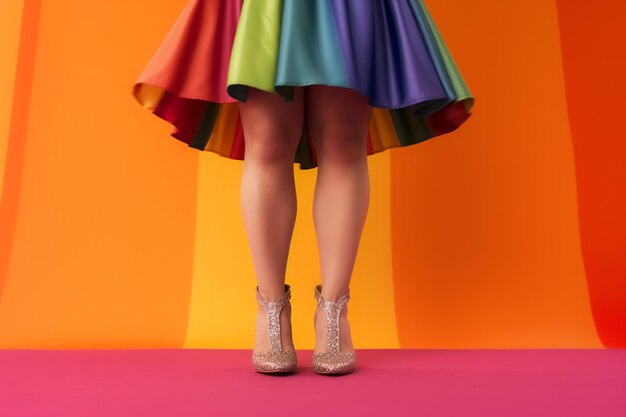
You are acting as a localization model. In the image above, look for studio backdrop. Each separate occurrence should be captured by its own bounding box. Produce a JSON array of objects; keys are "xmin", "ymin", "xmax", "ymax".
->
[{"xmin": 1, "ymin": 0, "xmax": 624, "ymax": 349}]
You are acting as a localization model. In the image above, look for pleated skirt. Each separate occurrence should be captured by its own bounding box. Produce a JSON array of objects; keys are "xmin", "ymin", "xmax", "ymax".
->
[{"xmin": 132, "ymin": 0, "xmax": 475, "ymax": 170}]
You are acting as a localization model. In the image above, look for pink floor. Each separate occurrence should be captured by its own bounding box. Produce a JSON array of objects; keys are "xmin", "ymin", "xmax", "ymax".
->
[{"xmin": 1, "ymin": 349, "xmax": 625, "ymax": 417}]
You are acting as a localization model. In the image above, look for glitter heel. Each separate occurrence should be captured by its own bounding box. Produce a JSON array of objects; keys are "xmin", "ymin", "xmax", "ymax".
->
[
  {"xmin": 251, "ymin": 284, "xmax": 297, "ymax": 373},
  {"xmin": 312, "ymin": 284, "xmax": 357, "ymax": 374}
]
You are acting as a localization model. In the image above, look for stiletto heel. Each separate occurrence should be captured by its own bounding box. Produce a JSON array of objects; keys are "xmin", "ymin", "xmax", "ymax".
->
[
  {"xmin": 312, "ymin": 284, "xmax": 357, "ymax": 374},
  {"xmin": 252, "ymin": 284, "xmax": 297, "ymax": 373}
]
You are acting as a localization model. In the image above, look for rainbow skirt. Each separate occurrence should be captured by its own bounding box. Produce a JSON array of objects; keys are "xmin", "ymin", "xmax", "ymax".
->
[{"xmin": 132, "ymin": 0, "xmax": 475, "ymax": 169}]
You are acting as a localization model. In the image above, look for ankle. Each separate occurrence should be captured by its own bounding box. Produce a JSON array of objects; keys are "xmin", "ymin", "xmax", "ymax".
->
[
  {"xmin": 320, "ymin": 286, "xmax": 350, "ymax": 302},
  {"xmin": 257, "ymin": 284, "xmax": 288, "ymax": 301}
]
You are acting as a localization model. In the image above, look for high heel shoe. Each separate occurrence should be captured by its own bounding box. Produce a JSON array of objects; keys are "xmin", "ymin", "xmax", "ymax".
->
[
  {"xmin": 251, "ymin": 284, "xmax": 297, "ymax": 373},
  {"xmin": 312, "ymin": 284, "xmax": 357, "ymax": 374}
]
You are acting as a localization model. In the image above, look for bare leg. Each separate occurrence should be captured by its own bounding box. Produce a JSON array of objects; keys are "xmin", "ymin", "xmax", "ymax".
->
[
  {"xmin": 307, "ymin": 85, "xmax": 372, "ymax": 354},
  {"xmin": 238, "ymin": 86, "xmax": 304, "ymax": 353}
]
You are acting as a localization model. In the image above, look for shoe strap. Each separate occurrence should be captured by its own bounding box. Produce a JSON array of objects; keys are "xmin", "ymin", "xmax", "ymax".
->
[
  {"xmin": 256, "ymin": 284, "xmax": 291, "ymax": 353},
  {"xmin": 314, "ymin": 284, "xmax": 350, "ymax": 354}
]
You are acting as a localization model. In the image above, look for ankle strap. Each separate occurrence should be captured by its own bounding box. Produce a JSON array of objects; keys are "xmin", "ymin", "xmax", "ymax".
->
[
  {"xmin": 314, "ymin": 285, "xmax": 350, "ymax": 311},
  {"xmin": 256, "ymin": 284, "xmax": 291, "ymax": 307}
]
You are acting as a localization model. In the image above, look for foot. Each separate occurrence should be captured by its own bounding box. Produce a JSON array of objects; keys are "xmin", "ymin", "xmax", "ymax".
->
[
  {"xmin": 313, "ymin": 302, "xmax": 354, "ymax": 355},
  {"xmin": 254, "ymin": 299, "xmax": 296, "ymax": 354}
]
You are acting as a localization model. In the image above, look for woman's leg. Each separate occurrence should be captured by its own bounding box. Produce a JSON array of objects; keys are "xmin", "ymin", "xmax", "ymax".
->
[
  {"xmin": 306, "ymin": 85, "xmax": 372, "ymax": 353},
  {"xmin": 238, "ymin": 86, "xmax": 304, "ymax": 353}
]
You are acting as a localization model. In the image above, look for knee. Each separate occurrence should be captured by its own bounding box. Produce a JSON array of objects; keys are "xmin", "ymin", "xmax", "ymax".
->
[
  {"xmin": 313, "ymin": 120, "xmax": 368, "ymax": 165},
  {"xmin": 243, "ymin": 123, "xmax": 300, "ymax": 166}
]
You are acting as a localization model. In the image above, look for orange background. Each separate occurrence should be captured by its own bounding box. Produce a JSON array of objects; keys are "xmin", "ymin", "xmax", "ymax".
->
[{"xmin": 1, "ymin": 0, "xmax": 624, "ymax": 349}]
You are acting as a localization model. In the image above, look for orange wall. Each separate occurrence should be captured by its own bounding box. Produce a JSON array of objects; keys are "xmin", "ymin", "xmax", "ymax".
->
[{"xmin": 1, "ymin": 0, "xmax": 624, "ymax": 349}]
